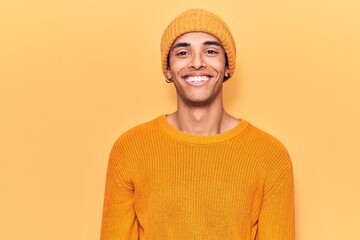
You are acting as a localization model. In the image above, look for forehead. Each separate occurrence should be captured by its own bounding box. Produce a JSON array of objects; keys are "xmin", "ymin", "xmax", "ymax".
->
[{"xmin": 172, "ymin": 32, "xmax": 222, "ymax": 46}]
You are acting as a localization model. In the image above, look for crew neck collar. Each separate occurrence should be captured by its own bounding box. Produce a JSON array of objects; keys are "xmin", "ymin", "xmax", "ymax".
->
[{"xmin": 156, "ymin": 114, "xmax": 249, "ymax": 144}]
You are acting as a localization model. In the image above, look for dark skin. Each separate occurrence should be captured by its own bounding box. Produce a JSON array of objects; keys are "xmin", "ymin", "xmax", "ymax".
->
[
  {"xmin": 167, "ymin": 42, "xmax": 230, "ymax": 81},
  {"xmin": 165, "ymin": 32, "xmax": 239, "ymax": 136}
]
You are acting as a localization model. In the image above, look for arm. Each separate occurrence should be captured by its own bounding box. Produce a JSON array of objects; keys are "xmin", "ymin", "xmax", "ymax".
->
[
  {"xmin": 100, "ymin": 141, "xmax": 139, "ymax": 240},
  {"xmin": 256, "ymin": 166, "xmax": 295, "ymax": 240}
]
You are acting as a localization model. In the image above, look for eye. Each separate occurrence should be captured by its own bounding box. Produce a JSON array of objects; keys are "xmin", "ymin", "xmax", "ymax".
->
[
  {"xmin": 206, "ymin": 49, "xmax": 218, "ymax": 55},
  {"xmin": 176, "ymin": 51, "xmax": 189, "ymax": 56}
]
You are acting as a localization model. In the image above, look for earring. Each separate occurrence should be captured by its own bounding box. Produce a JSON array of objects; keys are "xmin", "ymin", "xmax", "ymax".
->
[
  {"xmin": 225, "ymin": 73, "xmax": 230, "ymax": 78},
  {"xmin": 165, "ymin": 77, "xmax": 173, "ymax": 83}
]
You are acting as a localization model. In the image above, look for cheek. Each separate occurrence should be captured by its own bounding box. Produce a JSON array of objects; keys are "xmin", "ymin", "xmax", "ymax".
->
[
  {"xmin": 209, "ymin": 58, "xmax": 226, "ymax": 71},
  {"xmin": 169, "ymin": 58, "xmax": 187, "ymax": 73}
]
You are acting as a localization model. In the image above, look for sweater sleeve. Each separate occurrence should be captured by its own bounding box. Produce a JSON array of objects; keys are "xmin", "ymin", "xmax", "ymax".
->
[
  {"xmin": 256, "ymin": 165, "xmax": 295, "ymax": 240},
  {"xmin": 100, "ymin": 140, "xmax": 139, "ymax": 240}
]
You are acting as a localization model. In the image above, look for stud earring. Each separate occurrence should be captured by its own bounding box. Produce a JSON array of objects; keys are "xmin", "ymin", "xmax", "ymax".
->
[{"xmin": 225, "ymin": 73, "xmax": 230, "ymax": 78}]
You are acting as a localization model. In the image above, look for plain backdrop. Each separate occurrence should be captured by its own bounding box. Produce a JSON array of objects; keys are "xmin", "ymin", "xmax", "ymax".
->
[{"xmin": 1, "ymin": 0, "xmax": 359, "ymax": 239}]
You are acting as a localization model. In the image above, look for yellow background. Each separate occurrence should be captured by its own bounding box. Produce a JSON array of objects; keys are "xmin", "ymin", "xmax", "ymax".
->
[{"xmin": 1, "ymin": 0, "xmax": 359, "ymax": 239}]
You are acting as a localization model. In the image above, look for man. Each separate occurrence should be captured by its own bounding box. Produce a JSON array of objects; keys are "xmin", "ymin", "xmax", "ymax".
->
[{"xmin": 100, "ymin": 9, "xmax": 295, "ymax": 240}]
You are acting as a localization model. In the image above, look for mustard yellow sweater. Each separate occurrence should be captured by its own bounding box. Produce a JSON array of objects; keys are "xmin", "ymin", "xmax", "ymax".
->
[{"xmin": 100, "ymin": 115, "xmax": 295, "ymax": 240}]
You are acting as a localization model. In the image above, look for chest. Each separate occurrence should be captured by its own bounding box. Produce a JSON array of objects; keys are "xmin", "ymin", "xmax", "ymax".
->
[{"xmin": 132, "ymin": 147, "xmax": 264, "ymax": 229}]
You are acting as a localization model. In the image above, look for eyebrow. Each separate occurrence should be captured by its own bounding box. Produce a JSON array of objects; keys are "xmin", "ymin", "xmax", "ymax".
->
[
  {"xmin": 203, "ymin": 41, "xmax": 222, "ymax": 47},
  {"xmin": 171, "ymin": 41, "xmax": 223, "ymax": 51},
  {"xmin": 171, "ymin": 42, "xmax": 190, "ymax": 51}
]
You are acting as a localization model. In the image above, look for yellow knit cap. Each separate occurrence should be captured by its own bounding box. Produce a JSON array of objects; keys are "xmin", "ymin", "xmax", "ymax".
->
[{"xmin": 161, "ymin": 9, "xmax": 236, "ymax": 80}]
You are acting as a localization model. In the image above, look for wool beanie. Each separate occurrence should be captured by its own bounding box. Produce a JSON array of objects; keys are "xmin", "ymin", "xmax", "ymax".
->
[{"xmin": 160, "ymin": 9, "xmax": 236, "ymax": 80}]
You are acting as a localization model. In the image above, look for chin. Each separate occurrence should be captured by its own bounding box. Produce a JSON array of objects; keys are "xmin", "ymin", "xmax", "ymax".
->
[{"xmin": 183, "ymin": 95, "xmax": 214, "ymax": 106}]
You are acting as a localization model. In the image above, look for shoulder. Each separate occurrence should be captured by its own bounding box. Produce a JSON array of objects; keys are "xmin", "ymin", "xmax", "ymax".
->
[
  {"xmin": 107, "ymin": 116, "xmax": 162, "ymax": 168},
  {"xmin": 112, "ymin": 116, "xmax": 161, "ymax": 149},
  {"xmin": 242, "ymin": 121, "xmax": 293, "ymax": 195},
  {"xmin": 241, "ymin": 120, "xmax": 292, "ymax": 168},
  {"xmin": 246, "ymin": 122, "xmax": 288, "ymax": 151}
]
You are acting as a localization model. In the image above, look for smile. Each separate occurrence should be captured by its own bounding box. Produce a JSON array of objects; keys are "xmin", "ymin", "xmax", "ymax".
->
[{"xmin": 183, "ymin": 75, "xmax": 211, "ymax": 85}]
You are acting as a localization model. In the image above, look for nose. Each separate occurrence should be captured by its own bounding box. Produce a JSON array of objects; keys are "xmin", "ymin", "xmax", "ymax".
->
[{"xmin": 188, "ymin": 52, "xmax": 206, "ymax": 70}]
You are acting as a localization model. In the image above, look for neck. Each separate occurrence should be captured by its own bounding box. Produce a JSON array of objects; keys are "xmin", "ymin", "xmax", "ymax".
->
[{"xmin": 167, "ymin": 98, "xmax": 239, "ymax": 136}]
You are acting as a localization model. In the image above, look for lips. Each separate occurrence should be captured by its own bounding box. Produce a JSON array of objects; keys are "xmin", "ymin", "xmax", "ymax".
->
[
  {"xmin": 184, "ymin": 75, "xmax": 211, "ymax": 83},
  {"xmin": 181, "ymin": 73, "xmax": 213, "ymax": 86}
]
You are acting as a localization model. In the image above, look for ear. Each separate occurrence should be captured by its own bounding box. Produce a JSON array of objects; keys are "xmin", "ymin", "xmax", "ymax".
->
[
  {"xmin": 166, "ymin": 69, "xmax": 173, "ymax": 80},
  {"xmin": 224, "ymin": 67, "xmax": 230, "ymax": 77},
  {"xmin": 224, "ymin": 67, "xmax": 231, "ymax": 80}
]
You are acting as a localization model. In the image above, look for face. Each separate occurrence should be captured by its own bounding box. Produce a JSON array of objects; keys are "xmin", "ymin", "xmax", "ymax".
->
[{"xmin": 167, "ymin": 32, "xmax": 229, "ymax": 106}]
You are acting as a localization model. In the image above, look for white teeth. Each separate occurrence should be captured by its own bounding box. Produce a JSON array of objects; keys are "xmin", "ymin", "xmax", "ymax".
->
[{"xmin": 185, "ymin": 76, "xmax": 210, "ymax": 82}]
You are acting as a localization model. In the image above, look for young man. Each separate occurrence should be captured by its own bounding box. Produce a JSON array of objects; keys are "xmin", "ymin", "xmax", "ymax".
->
[{"xmin": 100, "ymin": 9, "xmax": 295, "ymax": 240}]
